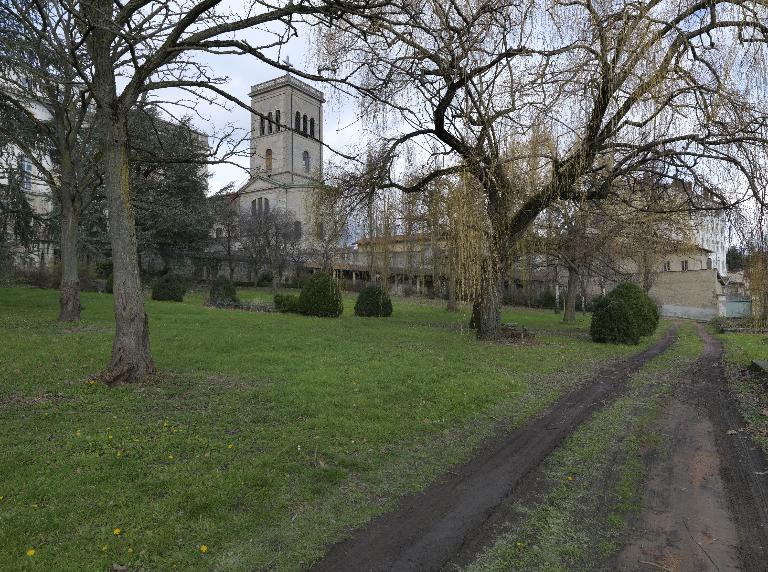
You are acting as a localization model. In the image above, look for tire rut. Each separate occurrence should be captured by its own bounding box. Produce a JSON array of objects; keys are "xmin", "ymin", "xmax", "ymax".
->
[
  {"xmin": 310, "ymin": 326, "xmax": 679, "ymax": 572},
  {"xmin": 614, "ymin": 323, "xmax": 768, "ymax": 572}
]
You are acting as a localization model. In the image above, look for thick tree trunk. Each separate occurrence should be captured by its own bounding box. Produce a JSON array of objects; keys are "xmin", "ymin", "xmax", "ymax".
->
[
  {"xmin": 563, "ymin": 266, "xmax": 579, "ymax": 323},
  {"xmin": 474, "ymin": 259, "xmax": 502, "ymax": 340},
  {"xmin": 100, "ymin": 116, "xmax": 155, "ymax": 384},
  {"xmin": 58, "ymin": 199, "xmax": 81, "ymax": 321}
]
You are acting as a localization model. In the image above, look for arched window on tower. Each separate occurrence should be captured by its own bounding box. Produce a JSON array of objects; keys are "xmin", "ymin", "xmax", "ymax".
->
[
  {"xmin": 302, "ymin": 150, "xmax": 310, "ymax": 173},
  {"xmin": 310, "ymin": 118, "xmax": 315, "ymax": 138},
  {"xmin": 275, "ymin": 110, "xmax": 281, "ymax": 132},
  {"xmin": 267, "ymin": 112, "xmax": 273, "ymax": 134},
  {"xmin": 302, "ymin": 114, "xmax": 308, "ymax": 135},
  {"xmin": 259, "ymin": 116, "xmax": 265, "ymax": 136},
  {"xmin": 295, "ymin": 111, "xmax": 301, "ymax": 132},
  {"xmin": 265, "ymin": 148, "xmax": 273, "ymax": 172}
]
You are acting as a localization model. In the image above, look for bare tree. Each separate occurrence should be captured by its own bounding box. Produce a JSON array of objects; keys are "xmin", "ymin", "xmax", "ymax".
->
[
  {"xmin": 297, "ymin": 0, "xmax": 768, "ymax": 338},
  {"xmin": 239, "ymin": 205, "xmax": 303, "ymax": 290}
]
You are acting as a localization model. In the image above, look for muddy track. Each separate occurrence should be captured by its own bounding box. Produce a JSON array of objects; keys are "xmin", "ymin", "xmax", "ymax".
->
[
  {"xmin": 311, "ymin": 327, "xmax": 679, "ymax": 572},
  {"xmin": 615, "ymin": 324, "xmax": 768, "ymax": 572}
]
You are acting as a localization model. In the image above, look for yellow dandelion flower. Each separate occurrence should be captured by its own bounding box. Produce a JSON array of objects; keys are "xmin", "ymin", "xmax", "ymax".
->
[
  {"xmin": 128, "ymin": 547, "xmax": 133, "ymax": 554},
  {"xmin": 199, "ymin": 544, "xmax": 208, "ymax": 553},
  {"xmin": 113, "ymin": 528, "xmax": 121, "ymax": 536},
  {"xmin": 0, "ymin": 495, "xmax": 4, "ymax": 501},
  {"xmin": 26, "ymin": 548, "xmax": 35, "ymax": 557},
  {"xmin": 168, "ymin": 454, "xmax": 174, "ymax": 460},
  {"xmin": 567, "ymin": 475, "xmax": 574, "ymax": 481},
  {"xmin": 108, "ymin": 435, "xmax": 113, "ymax": 440},
  {"xmin": 101, "ymin": 545, "xmax": 108, "ymax": 552},
  {"xmin": 227, "ymin": 443, "xmax": 234, "ymax": 449}
]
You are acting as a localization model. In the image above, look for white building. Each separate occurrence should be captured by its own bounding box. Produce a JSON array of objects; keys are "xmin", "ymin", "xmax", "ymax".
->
[{"xmin": 0, "ymin": 82, "xmax": 55, "ymax": 267}]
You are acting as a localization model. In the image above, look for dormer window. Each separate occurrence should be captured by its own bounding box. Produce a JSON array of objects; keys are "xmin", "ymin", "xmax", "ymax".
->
[
  {"xmin": 310, "ymin": 118, "xmax": 315, "ymax": 138},
  {"xmin": 275, "ymin": 110, "xmax": 281, "ymax": 132},
  {"xmin": 295, "ymin": 111, "xmax": 301, "ymax": 132},
  {"xmin": 265, "ymin": 148, "xmax": 273, "ymax": 172},
  {"xmin": 267, "ymin": 112, "xmax": 273, "ymax": 134},
  {"xmin": 302, "ymin": 114, "xmax": 308, "ymax": 135}
]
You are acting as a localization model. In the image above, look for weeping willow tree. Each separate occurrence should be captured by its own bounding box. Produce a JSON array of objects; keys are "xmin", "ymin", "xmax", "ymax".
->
[{"xmin": 279, "ymin": 0, "xmax": 768, "ymax": 339}]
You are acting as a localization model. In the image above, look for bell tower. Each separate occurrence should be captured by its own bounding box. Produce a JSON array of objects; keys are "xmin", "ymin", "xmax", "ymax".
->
[{"xmin": 249, "ymin": 74, "xmax": 324, "ymax": 185}]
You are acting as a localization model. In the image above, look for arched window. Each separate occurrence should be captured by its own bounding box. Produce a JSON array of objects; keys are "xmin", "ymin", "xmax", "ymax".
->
[
  {"xmin": 295, "ymin": 111, "xmax": 301, "ymax": 132},
  {"xmin": 302, "ymin": 114, "xmax": 308, "ymax": 135},
  {"xmin": 251, "ymin": 198, "xmax": 259, "ymax": 216},
  {"xmin": 267, "ymin": 112, "xmax": 273, "ymax": 134},
  {"xmin": 294, "ymin": 221, "xmax": 302, "ymax": 239},
  {"xmin": 215, "ymin": 228, "xmax": 223, "ymax": 239},
  {"xmin": 264, "ymin": 198, "xmax": 270, "ymax": 214},
  {"xmin": 310, "ymin": 118, "xmax": 315, "ymax": 138},
  {"xmin": 707, "ymin": 257, "xmax": 713, "ymax": 270},
  {"xmin": 302, "ymin": 150, "xmax": 310, "ymax": 173},
  {"xmin": 259, "ymin": 116, "xmax": 265, "ymax": 136},
  {"xmin": 275, "ymin": 110, "xmax": 281, "ymax": 132},
  {"xmin": 265, "ymin": 148, "xmax": 272, "ymax": 171}
]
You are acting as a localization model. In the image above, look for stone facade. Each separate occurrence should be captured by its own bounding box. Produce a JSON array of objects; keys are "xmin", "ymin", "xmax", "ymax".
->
[
  {"xmin": 237, "ymin": 75, "xmax": 324, "ymax": 233},
  {"xmin": 648, "ymin": 268, "xmax": 725, "ymax": 320}
]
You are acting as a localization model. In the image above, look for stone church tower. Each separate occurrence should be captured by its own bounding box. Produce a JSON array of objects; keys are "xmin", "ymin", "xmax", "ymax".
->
[{"xmin": 236, "ymin": 74, "xmax": 325, "ymax": 237}]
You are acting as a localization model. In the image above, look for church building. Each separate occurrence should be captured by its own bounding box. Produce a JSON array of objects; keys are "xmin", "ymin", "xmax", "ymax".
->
[{"xmin": 233, "ymin": 74, "xmax": 325, "ymax": 240}]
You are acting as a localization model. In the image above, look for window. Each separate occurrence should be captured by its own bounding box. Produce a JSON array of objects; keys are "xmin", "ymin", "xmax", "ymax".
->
[
  {"xmin": 275, "ymin": 110, "xmax": 281, "ymax": 132},
  {"xmin": 264, "ymin": 198, "xmax": 270, "ymax": 214},
  {"xmin": 20, "ymin": 156, "xmax": 32, "ymax": 191},
  {"xmin": 295, "ymin": 111, "xmax": 301, "ymax": 132},
  {"xmin": 302, "ymin": 150, "xmax": 310, "ymax": 173},
  {"xmin": 294, "ymin": 220, "xmax": 302, "ymax": 239},
  {"xmin": 707, "ymin": 257, "xmax": 713, "ymax": 270},
  {"xmin": 310, "ymin": 118, "xmax": 315, "ymax": 138},
  {"xmin": 259, "ymin": 116, "xmax": 265, "ymax": 136},
  {"xmin": 663, "ymin": 261, "xmax": 671, "ymax": 272},
  {"xmin": 302, "ymin": 114, "xmax": 308, "ymax": 135},
  {"xmin": 681, "ymin": 260, "xmax": 689, "ymax": 271},
  {"xmin": 265, "ymin": 148, "xmax": 272, "ymax": 172},
  {"xmin": 251, "ymin": 198, "xmax": 259, "ymax": 216},
  {"xmin": 267, "ymin": 112, "xmax": 273, "ymax": 134},
  {"xmin": 215, "ymin": 228, "xmax": 223, "ymax": 239}
]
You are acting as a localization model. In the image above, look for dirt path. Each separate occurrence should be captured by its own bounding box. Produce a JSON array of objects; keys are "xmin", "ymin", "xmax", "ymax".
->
[
  {"xmin": 311, "ymin": 328, "xmax": 678, "ymax": 572},
  {"xmin": 615, "ymin": 324, "xmax": 768, "ymax": 572}
]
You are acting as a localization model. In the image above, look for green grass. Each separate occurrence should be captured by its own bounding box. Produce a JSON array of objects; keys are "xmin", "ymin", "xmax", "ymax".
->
[
  {"xmin": 1, "ymin": 286, "xmax": 659, "ymax": 570},
  {"xmin": 719, "ymin": 331, "xmax": 767, "ymax": 366},
  {"xmin": 463, "ymin": 322, "xmax": 702, "ymax": 572},
  {"xmin": 718, "ymin": 330, "xmax": 768, "ymax": 456}
]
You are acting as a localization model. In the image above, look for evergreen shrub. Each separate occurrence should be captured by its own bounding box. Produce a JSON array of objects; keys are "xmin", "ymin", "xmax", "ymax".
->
[
  {"xmin": 152, "ymin": 273, "xmax": 189, "ymax": 302},
  {"xmin": 209, "ymin": 275, "xmax": 239, "ymax": 306},
  {"xmin": 354, "ymin": 285, "xmax": 393, "ymax": 317},
  {"xmin": 274, "ymin": 293, "xmax": 300, "ymax": 313},
  {"xmin": 298, "ymin": 272, "xmax": 343, "ymax": 317},
  {"xmin": 589, "ymin": 296, "xmax": 640, "ymax": 345}
]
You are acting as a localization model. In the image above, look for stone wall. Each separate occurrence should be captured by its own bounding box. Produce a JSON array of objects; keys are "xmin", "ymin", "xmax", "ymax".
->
[{"xmin": 648, "ymin": 269, "xmax": 723, "ymax": 320}]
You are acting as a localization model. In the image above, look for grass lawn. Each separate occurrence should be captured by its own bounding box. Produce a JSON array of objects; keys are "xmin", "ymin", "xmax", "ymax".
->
[
  {"xmin": 718, "ymin": 330, "xmax": 768, "ymax": 457},
  {"xmin": 1, "ymin": 286, "xmax": 661, "ymax": 570}
]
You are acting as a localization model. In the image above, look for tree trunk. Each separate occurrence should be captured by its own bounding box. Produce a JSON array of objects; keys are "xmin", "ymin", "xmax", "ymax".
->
[
  {"xmin": 474, "ymin": 258, "xmax": 502, "ymax": 340},
  {"xmin": 99, "ymin": 115, "xmax": 155, "ymax": 384},
  {"xmin": 58, "ymin": 198, "xmax": 81, "ymax": 321},
  {"xmin": 563, "ymin": 266, "xmax": 579, "ymax": 323},
  {"xmin": 446, "ymin": 270, "xmax": 457, "ymax": 312}
]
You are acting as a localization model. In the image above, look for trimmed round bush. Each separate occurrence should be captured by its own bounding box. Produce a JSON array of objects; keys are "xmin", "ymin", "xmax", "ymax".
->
[
  {"xmin": 152, "ymin": 273, "xmax": 189, "ymax": 302},
  {"xmin": 590, "ymin": 296, "xmax": 640, "ymax": 345},
  {"xmin": 274, "ymin": 293, "xmax": 300, "ymax": 313},
  {"xmin": 609, "ymin": 282, "xmax": 659, "ymax": 336},
  {"xmin": 354, "ymin": 285, "xmax": 393, "ymax": 317},
  {"xmin": 209, "ymin": 275, "xmax": 239, "ymax": 306},
  {"xmin": 298, "ymin": 272, "xmax": 343, "ymax": 317}
]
